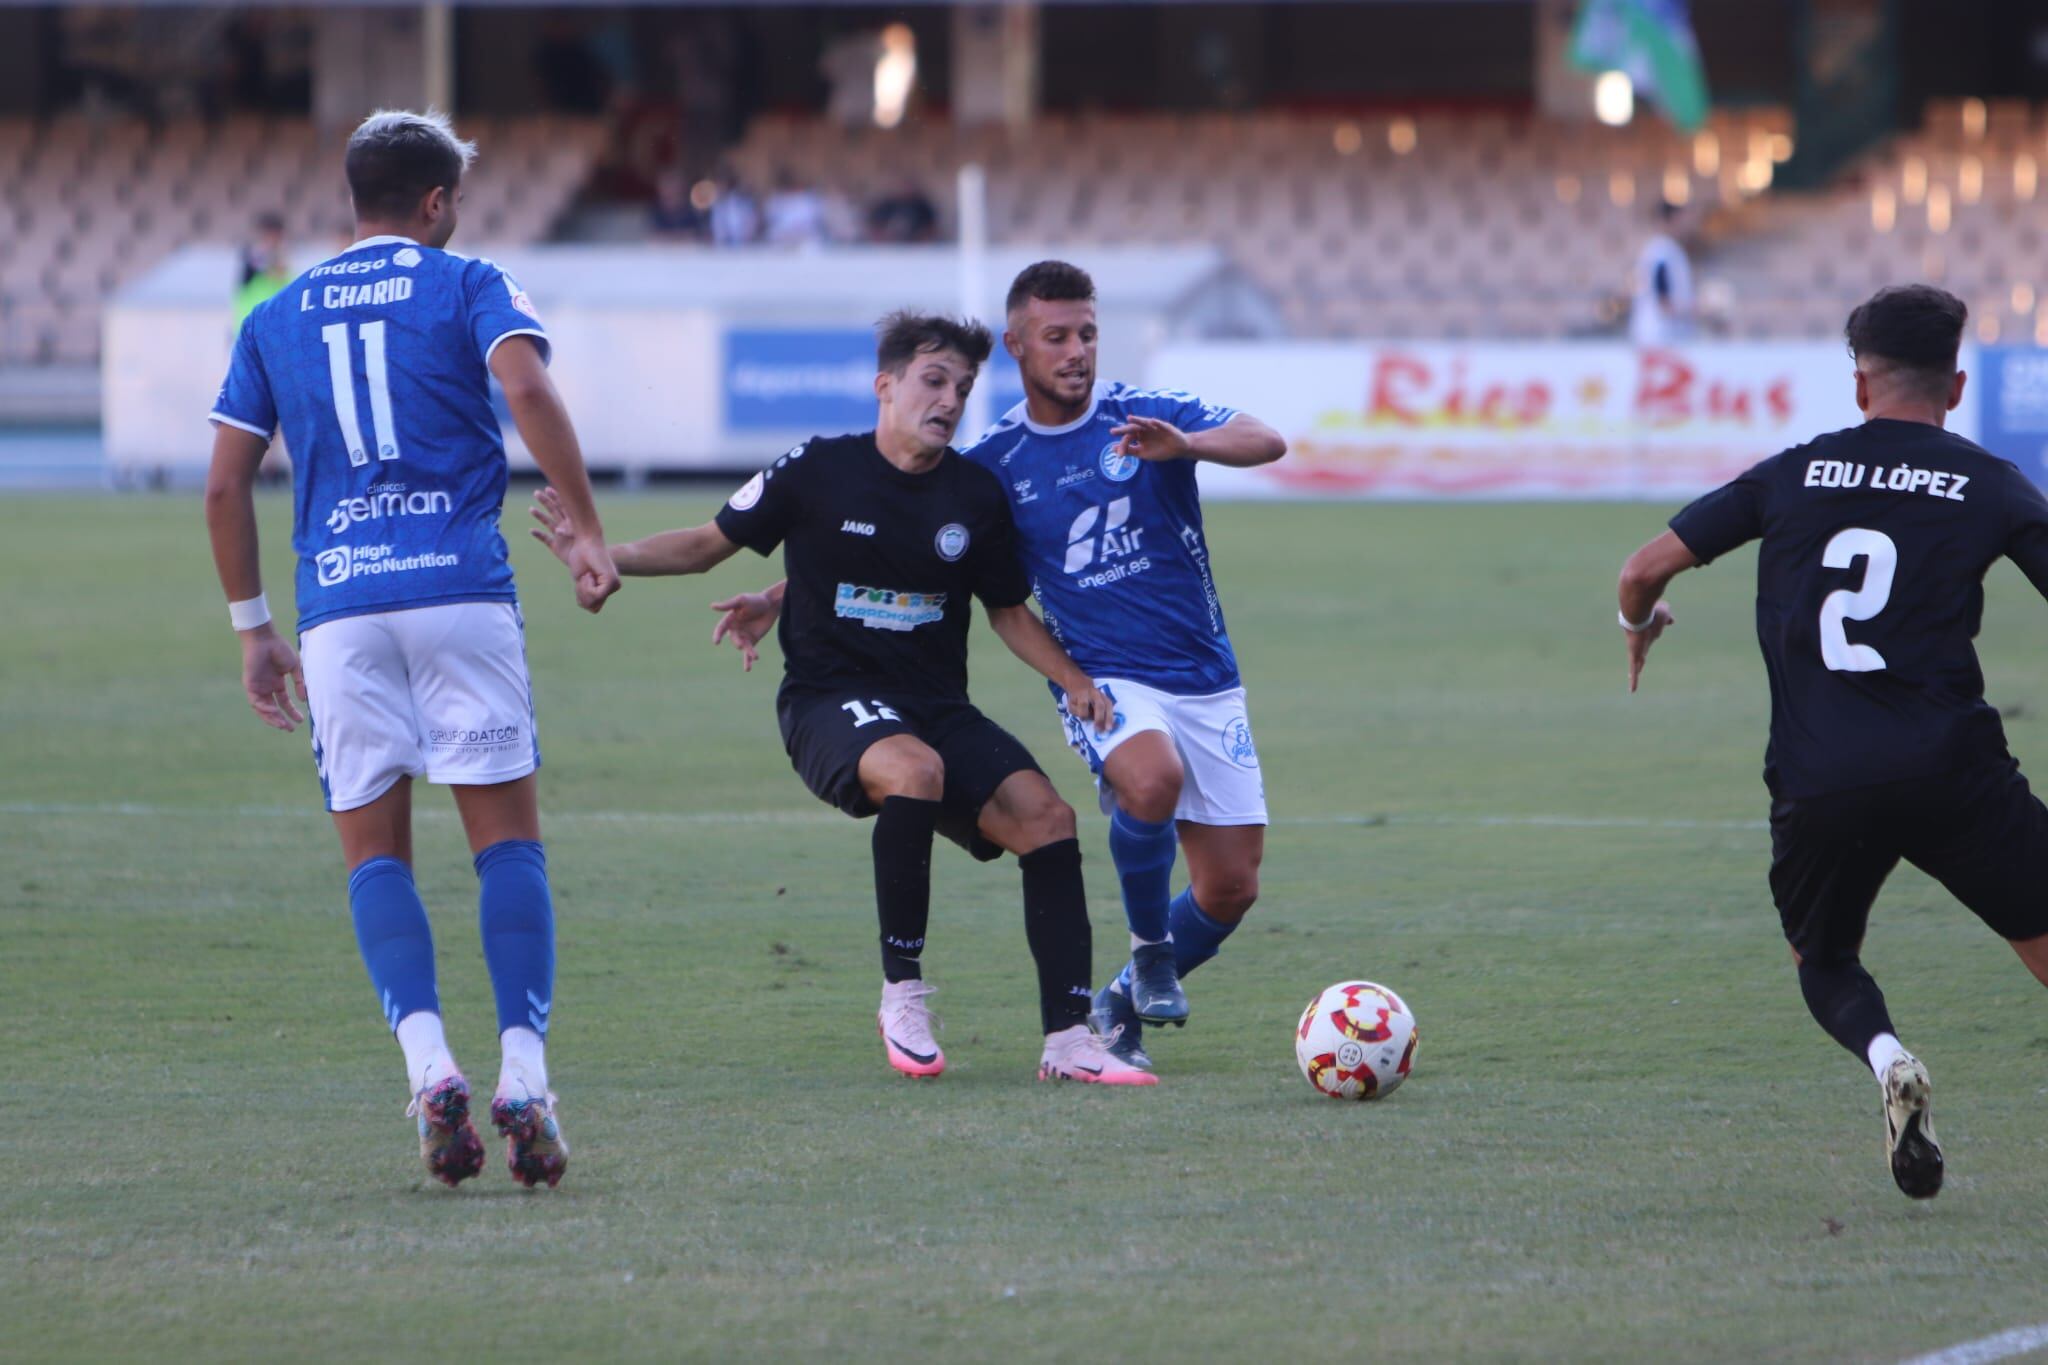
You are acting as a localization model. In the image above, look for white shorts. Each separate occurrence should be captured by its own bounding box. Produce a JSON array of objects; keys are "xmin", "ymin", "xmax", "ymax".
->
[
  {"xmin": 301, "ymin": 601, "xmax": 539, "ymax": 813},
  {"xmin": 1056, "ymin": 678, "xmax": 1267, "ymax": 826}
]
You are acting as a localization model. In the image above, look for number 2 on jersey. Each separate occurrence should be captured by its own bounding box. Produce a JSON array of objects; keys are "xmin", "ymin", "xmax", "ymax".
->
[
  {"xmin": 320, "ymin": 321, "xmax": 400, "ymax": 467},
  {"xmin": 1818, "ymin": 527, "xmax": 1896, "ymax": 673}
]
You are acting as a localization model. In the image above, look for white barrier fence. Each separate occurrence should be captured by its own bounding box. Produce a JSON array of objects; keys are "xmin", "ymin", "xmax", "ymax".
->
[{"xmin": 106, "ymin": 242, "xmax": 2004, "ymax": 500}]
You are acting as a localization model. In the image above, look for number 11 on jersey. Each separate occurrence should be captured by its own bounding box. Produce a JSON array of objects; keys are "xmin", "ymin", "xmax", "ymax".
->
[{"xmin": 321, "ymin": 320, "xmax": 400, "ymax": 467}]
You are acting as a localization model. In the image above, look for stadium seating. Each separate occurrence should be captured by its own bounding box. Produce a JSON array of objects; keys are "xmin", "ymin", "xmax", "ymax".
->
[
  {"xmin": 9, "ymin": 99, "xmax": 2046, "ymax": 364},
  {"xmin": 726, "ymin": 101, "xmax": 2048, "ymax": 344},
  {"xmin": 1717, "ymin": 97, "xmax": 2048, "ymax": 343},
  {"xmin": 727, "ymin": 107, "xmax": 1796, "ymax": 340},
  {"xmin": 0, "ymin": 114, "xmax": 602, "ymax": 364}
]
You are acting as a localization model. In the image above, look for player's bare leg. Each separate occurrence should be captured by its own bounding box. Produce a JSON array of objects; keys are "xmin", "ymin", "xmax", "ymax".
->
[
  {"xmin": 334, "ymin": 776, "xmax": 414, "ymax": 867},
  {"xmin": 859, "ymin": 735, "xmax": 947, "ymax": 803},
  {"xmin": 451, "ymin": 773, "xmax": 542, "ymax": 853},
  {"xmin": 1177, "ymin": 822, "xmax": 1264, "ymax": 927},
  {"xmin": 1097, "ymin": 733, "xmax": 1190, "ymax": 1029},
  {"xmin": 453, "ymin": 776, "xmax": 567, "ymax": 1188},
  {"xmin": 978, "ymin": 772, "xmax": 1156, "ymax": 1086},
  {"xmin": 333, "ymin": 779, "xmax": 484, "ymax": 1187},
  {"xmin": 858, "ymin": 737, "xmax": 947, "ymax": 1077},
  {"xmin": 2007, "ymin": 930, "xmax": 2048, "ymax": 987}
]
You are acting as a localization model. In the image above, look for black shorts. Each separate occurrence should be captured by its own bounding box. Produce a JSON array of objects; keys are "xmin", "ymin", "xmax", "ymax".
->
[
  {"xmin": 778, "ymin": 686, "xmax": 1043, "ymax": 860},
  {"xmin": 1769, "ymin": 758, "xmax": 2048, "ymax": 963}
]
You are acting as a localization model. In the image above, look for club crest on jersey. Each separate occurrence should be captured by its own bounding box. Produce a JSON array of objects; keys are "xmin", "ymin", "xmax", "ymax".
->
[
  {"xmin": 1099, "ymin": 442, "xmax": 1140, "ymax": 483},
  {"xmin": 728, "ymin": 472, "xmax": 765, "ymax": 511},
  {"xmin": 1222, "ymin": 716, "xmax": 1259, "ymax": 769},
  {"xmin": 935, "ymin": 523, "xmax": 970, "ymax": 561},
  {"xmin": 503, "ymin": 274, "xmax": 539, "ymax": 319},
  {"xmin": 393, "ymin": 247, "xmax": 422, "ymax": 268}
]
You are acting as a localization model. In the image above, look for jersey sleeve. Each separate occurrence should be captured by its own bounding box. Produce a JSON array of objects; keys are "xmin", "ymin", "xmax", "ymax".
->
[
  {"xmin": 208, "ymin": 316, "xmax": 277, "ymax": 438},
  {"xmin": 968, "ymin": 495, "xmax": 1031, "ymax": 610},
  {"xmin": 467, "ymin": 259, "xmax": 551, "ymax": 367},
  {"xmin": 1130, "ymin": 387, "xmax": 1238, "ymax": 435},
  {"xmin": 713, "ymin": 445, "xmax": 806, "ymax": 556},
  {"xmin": 2002, "ymin": 465, "xmax": 2048, "ymax": 599},
  {"xmin": 1669, "ymin": 457, "xmax": 1772, "ymax": 564}
]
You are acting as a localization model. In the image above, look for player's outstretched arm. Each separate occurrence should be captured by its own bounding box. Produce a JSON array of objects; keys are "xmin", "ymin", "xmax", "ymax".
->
[
  {"xmin": 530, "ymin": 486, "xmax": 745, "ymax": 579},
  {"xmin": 490, "ymin": 336, "xmax": 619, "ymax": 613},
  {"xmin": 709, "ymin": 581, "xmax": 786, "ymax": 672},
  {"xmin": 985, "ymin": 603, "xmax": 1115, "ymax": 732},
  {"xmin": 1112, "ymin": 413, "xmax": 1286, "ymax": 467},
  {"xmin": 1617, "ymin": 530, "xmax": 1699, "ymax": 693},
  {"xmin": 203, "ymin": 423, "xmax": 307, "ymax": 732}
]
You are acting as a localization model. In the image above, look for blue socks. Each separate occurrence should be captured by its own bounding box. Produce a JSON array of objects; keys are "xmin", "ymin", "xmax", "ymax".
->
[
  {"xmin": 475, "ymin": 839, "xmax": 556, "ymax": 1038},
  {"xmin": 348, "ymin": 856, "xmax": 440, "ymax": 1031},
  {"xmin": 349, "ymin": 840, "xmax": 557, "ymax": 1076},
  {"xmin": 1112, "ymin": 889, "xmax": 1239, "ymax": 994},
  {"xmin": 1108, "ymin": 807, "xmax": 1177, "ymax": 943},
  {"xmin": 1167, "ymin": 888, "xmax": 1234, "ymax": 975}
]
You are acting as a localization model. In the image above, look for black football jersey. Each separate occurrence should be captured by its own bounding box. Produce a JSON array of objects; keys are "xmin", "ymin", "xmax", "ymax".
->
[
  {"xmin": 1670, "ymin": 418, "xmax": 2048, "ymax": 798},
  {"xmin": 713, "ymin": 432, "xmax": 1031, "ymax": 700}
]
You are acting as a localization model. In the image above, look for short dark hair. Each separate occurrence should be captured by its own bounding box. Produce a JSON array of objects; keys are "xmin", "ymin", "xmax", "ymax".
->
[
  {"xmin": 1845, "ymin": 284, "xmax": 1967, "ymax": 399},
  {"xmin": 1005, "ymin": 260, "xmax": 1096, "ymax": 316},
  {"xmin": 345, "ymin": 109, "xmax": 475, "ymax": 222},
  {"xmin": 875, "ymin": 311, "xmax": 993, "ymax": 375}
]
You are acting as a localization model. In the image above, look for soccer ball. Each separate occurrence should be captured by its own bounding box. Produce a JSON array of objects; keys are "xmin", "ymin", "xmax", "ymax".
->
[{"xmin": 1294, "ymin": 980, "xmax": 1417, "ymax": 1100}]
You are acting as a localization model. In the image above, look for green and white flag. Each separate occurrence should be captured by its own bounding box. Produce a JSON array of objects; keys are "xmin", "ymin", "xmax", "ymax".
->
[{"xmin": 1570, "ymin": 0, "xmax": 1710, "ymax": 132}]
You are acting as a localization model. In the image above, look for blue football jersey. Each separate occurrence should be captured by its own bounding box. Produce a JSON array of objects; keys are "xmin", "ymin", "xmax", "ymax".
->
[
  {"xmin": 960, "ymin": 381, "xmax": 1242, "ymax": 694},
  {"xmin": 210, "ymin": 234, "xmax": 550, "ymax": 632}
]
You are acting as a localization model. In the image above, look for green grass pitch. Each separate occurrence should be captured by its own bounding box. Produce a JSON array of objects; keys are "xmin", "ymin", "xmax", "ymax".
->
[{"xmin": 5, "ymin": 492, "xmax": 2048, "ymax": 1361}]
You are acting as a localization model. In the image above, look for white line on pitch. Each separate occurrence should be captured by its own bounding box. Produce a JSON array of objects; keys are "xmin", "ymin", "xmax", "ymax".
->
[
  {"xmin": 1900, "ymin": 1322, "xmax": 2048, "ymax": 1365},
  {"xmin": 0, "ymin": 801, "xmax": 1767, "ymax": 832}
]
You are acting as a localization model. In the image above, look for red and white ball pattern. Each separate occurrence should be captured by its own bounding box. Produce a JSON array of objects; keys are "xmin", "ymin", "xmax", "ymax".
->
[{"xmin": 1294, "ymin": 980, "xmax": 1418, "ymax": 1100}]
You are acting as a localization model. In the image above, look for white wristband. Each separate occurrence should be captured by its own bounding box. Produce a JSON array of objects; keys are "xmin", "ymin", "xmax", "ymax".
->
[
  {"xmin": 1618, "ymin": 607, "xmax": 1656, "ymax": 633},
  {"xmin": 229, "ymin": 593, "xmax": 272, "ymax": 631}
]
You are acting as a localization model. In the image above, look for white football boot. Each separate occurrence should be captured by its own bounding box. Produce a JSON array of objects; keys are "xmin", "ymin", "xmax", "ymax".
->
[
  {"xmin": 878, "ymin": 978, "xmax": 945, "ymax": 1078},
  {"xmin": 1037, "ymin": 1023, "xmax": 1160, "ymax": 1086},
  {"xmin": 1880, "ymin": 1053, "xmax": 1943, "ymax": 1199}
]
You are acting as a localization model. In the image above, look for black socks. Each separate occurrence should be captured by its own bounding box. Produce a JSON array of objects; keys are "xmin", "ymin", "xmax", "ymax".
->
[
  {"xmin": 1018, "ymin": 838, "xmax": 1094, "ymax": 1033},
  {"xmin": 873, "ymin": 796, "xmax": 939, "ymax": 982},
  {"xmin": 1798, "ymin": 956, "xmax": 1895, "ymax": 1060}
]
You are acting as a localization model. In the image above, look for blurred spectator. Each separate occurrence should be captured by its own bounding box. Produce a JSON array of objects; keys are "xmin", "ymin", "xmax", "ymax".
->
[
  {"xmin": 709, "ymin": 171, "xmax": 762, "ymax": 246},
  {"xmin": 868, "ymin": 178, "xmax": 939, "ymax": 243},
  {"xmin": 821, "ymin": 28, "xmax": 886, "ymax": 128},
  {"xmin": 764, "ymin": 170, "xmax": 829, "ymax": 247},
  {"xmin": 1630, "ymin": 200, "xmax": 1696, "ymax": 347},
  {"xmin": 820, "ymin": 23, "xmax": 917, "ymax": 130},
  {"xmin": 821, "ymin": 184, "xmax": 862, "ymax": 244},
  {"xmin": 649, "ymin": 168, "xmax": 707, "ymax": 240},
  {"xmin": 234, "ymin": 212, "xmax": 290, "ymax": 331}
]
